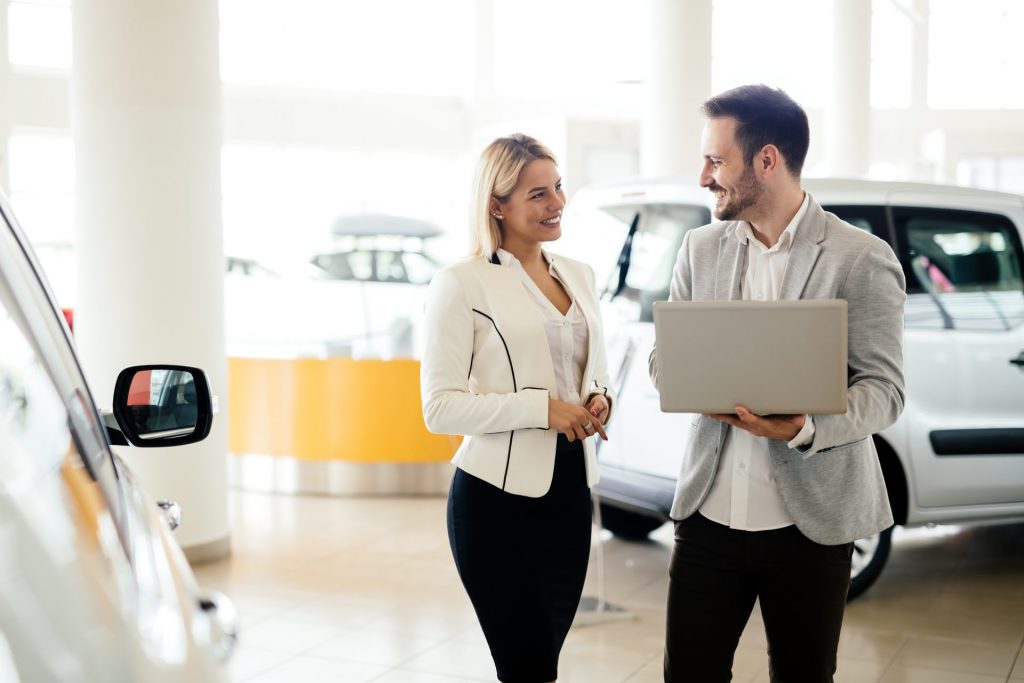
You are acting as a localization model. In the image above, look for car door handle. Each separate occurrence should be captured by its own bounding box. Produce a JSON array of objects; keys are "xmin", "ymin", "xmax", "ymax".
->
[
  {"xmin": 1011, "ymin": 352, "xmax": 1024, "ymax": 368},
  {"xmin": 157, "ymin": 500, "xmax": 182, "ymax": 530}
]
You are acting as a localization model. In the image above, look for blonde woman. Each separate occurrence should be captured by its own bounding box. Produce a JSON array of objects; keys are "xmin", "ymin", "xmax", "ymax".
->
[{"xmin": 421, "ymin": 134, "xmax": 615, "ymax": 683}]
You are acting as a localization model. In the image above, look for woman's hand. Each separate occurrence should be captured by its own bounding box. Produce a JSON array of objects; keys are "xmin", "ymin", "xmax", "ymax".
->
[
  {"xmin": 585, "ymin": 394, "xmax": 610, "ymax": 426},
  {"xmin": 548, "ymin": 398, "xmax": 607, "ymax": 442}
]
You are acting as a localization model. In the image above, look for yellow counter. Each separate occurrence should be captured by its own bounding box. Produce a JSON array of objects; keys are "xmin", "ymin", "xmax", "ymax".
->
[{"xmin": 228, "ymin": 357, "xmax": 460, "ymax": 463}]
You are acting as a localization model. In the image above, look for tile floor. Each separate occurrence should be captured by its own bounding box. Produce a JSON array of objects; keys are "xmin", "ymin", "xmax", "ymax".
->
[{"xmin": 194, "ymin": 491, "xmax": 1024, "ymax": 683}]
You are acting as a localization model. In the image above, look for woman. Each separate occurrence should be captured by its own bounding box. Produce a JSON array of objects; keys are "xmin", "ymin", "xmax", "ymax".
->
[{"xmin": 420, "ymin": 134, "xmax": 615, "ymax": 683}]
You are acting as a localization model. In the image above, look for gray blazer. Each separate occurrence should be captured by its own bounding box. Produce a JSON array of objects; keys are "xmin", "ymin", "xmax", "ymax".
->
[{"xmin": 649, "ymin": 195, "xmax": 906, "ymax": 545}]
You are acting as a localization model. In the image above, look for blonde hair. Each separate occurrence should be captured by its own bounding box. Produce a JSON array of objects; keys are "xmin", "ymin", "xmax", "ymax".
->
[{"xmin": 470, "ymin": 134, "xmax": 558, "ymax": 258}]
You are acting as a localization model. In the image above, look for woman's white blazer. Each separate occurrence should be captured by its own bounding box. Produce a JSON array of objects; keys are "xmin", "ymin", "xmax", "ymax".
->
[{"xmin": 420, "ymin": 251, "xmax": 615, "ymax": 497}]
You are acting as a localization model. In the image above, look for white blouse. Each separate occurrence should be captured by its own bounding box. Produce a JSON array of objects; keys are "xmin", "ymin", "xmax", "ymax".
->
[{"xmin": 496, "ymin": 249, "xmax": 589, "ymax": 404}]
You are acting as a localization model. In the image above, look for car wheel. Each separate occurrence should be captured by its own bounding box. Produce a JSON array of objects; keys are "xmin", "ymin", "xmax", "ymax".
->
[
  {"xmin": 847, "ymin": 526, "xmax": 893, "ymax": 601},
  {"xmin": 598, "ymin": 503, "xmax": 666, "ymax": 541}
]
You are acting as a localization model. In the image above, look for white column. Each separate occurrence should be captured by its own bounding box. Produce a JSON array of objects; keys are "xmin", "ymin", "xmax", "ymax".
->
[
  {"xmin": 471, "ymin": 0, "xmax": 496, "ymax": 119},
  {"xmin": 642, "ymin": 0, "xmax": 712, "ymax": 179},
  {"xmin": 0, "ymin": 1, "xmax": 11, "ymax": 194},
  {"xmin": 71, "ymin": 0, "xmax": 228, "ymax": 560},
  {"xmin": 910, "ymin": 0, "xmax": 937, "ymax": 181},
  {"xmin": 826, "ymin": 0, "xmax": 872, "ymax": 178},
  {"xmin": 910, "ymin": 0, "xmax": 930, "ymax": 112}
]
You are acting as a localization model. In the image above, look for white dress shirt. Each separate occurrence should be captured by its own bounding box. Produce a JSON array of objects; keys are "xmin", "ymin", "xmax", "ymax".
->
[
  {"xmin": 497, "ymin": 249, "xmax": 589, "ymax": 404},
  {"xmin": 699, "ymin": 193, "xmax": 817, "ymax": 531}
]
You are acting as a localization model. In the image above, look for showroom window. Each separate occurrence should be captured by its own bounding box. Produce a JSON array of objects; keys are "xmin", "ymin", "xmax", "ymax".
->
[
  {"xmin": 219, "ymin": 0, "xmax": 473, "ymax": 95},
  {"xmin": 870, "ymin": 0, "xmax": 913, "ymax": 109},
  {"xmin": 6, "ymin": 0, "xmax": 71, "ymax": 70},
  {"xmin": 221, "ymin": 144, "xmax": 466, "ymax": 264},
  {"xmin": 711, "ymin": 0, "xmax": 832, "ymax": 109},
  {"xmin": 928, "ymin": 0, "xmax": 1024, "ymax": 109},
  {"xmin": 491, "ymin": 0, "xmax": 647, "ymax": 100},
  {"xmin": 956, "ymin": 157, "xmax": 1024, "ymax": 195},
  {"xmin": 6, "ymin": 132, "xmax": 76, "ymax": 306}
]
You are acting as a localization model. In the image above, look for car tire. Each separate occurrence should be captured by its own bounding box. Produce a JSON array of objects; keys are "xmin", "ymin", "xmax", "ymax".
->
[
  {"xmin": 598, "ymin": 503, "xmax": 666, "ymax": 541},
  {"xmin": 847, "ymin": 526, "xmax": 893, "ymax": 601}
]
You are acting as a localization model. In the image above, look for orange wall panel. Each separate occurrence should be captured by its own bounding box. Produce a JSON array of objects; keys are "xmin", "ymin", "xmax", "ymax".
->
[{"xmin": 228, "ymin": 357, "xmax": 461, "ymax": 463}]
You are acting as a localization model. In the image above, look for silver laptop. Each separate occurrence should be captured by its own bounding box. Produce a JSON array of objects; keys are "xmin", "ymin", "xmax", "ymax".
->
[{"xmin": 652, "ymin": 300, "xmax": 848, "ymax": 415}]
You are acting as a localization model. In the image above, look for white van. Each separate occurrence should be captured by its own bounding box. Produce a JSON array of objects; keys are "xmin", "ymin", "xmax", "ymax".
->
[{"xmin": 561, "ymin": 177, "xmax": 1024, "ymax": 599}]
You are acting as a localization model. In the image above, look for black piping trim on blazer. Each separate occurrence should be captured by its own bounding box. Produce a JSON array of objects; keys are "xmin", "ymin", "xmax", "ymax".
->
[{"xmin": 472, "ymin": 299, "xmax": 517, "ymax": 490}]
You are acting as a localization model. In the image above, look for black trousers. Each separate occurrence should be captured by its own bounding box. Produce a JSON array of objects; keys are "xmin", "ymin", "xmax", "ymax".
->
[
  {"xmin": 664, "ymin": 513, "xmax": 853, "ymax": 683},
  {"xmin": 447, "ymin": 435, "xmax": 592, "ymax": 683}
]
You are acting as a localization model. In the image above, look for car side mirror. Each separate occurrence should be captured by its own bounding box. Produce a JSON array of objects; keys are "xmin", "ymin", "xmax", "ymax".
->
[{"xmin": 111, "ymin": 365, "xmax": 213, "ymax": 447}]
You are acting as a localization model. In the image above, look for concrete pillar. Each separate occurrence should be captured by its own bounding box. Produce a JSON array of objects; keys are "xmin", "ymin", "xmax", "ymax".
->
[
  {"xmin": 826, "ymin": 0, "xmax": 872, "ymax": 178},
  {"xmin": 71, "ymin": 0, "xmax": 228, "ymax": 560},
  {"xmin": 0, "ymin": 1, "xmax": 11, "ymax": 194},
  {"xmin": 641, "ymin": 0, "xmax": 712, "ymax": 179}
]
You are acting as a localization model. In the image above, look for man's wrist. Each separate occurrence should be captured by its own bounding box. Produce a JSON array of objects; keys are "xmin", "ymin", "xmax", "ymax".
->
[{"xmin": 787, "ymin": 415, "xmax": 815, "ymax": 449}]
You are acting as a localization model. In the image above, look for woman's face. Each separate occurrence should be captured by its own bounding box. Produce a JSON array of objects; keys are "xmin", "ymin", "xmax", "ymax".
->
[{"xmin": 492, "ymin": 159, "xmax": 566, "ymax": 250}]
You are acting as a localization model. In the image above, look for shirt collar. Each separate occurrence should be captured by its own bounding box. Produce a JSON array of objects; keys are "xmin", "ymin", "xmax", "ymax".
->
[
  {"xmin": 734, "ymin": 192, "xmax": 810, "ymax": 253},
  {"xmin": 495, "ymin": 247, "xmax": 557, "ymax": 273}
]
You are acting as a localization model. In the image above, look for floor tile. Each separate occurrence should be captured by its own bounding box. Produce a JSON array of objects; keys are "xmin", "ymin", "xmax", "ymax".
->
[
  {"xmin": 370, "ymin": 671, "xmax": 491, "ymax": 683},
  {"xmin": 889, "ymin": 636, "xmax": 1019, "ymax": 677},
  {"xmin": 1012, "ymin": 645, "xmax": 1024, "ymax": 678},
  {"xmin": 227, "ymin": 647, "xmax": 293, "ymax": 682},
  {"xmin": 194, "ymin": 491, "xmax": 1024, "ymax": 683},
  {"xmin": 239, "ymin": 617, "xmax": 352, "ymax": 654},
  {"xmin": 879, "ymin": 665, "xmax": 1007, "ymax": 682},
  {"xmin": 305, "ymin": 629, "xmax": 447, "ymax": 667},
  {"xmin": 399, "ymin": 639, "xmax": 497, "ymax": 679},
  {"xmin": 245, "ymin": 654, "xmax": 388, "ymax": 683}
]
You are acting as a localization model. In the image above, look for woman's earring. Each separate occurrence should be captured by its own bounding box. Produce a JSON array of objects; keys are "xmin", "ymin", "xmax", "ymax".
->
[{"xmin": 491, "ymin": 212, "xmax": 503, "ymax": 219}]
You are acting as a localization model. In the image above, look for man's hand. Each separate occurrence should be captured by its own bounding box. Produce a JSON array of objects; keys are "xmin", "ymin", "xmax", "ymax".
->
[{"xmin": 704, "ymin": 405, "xmax": 804, "ymax": 441}]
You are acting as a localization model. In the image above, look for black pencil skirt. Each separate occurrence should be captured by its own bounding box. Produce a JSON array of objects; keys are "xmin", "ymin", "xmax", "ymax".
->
[{"xmin": 447, "ymin": 435, "xmax": 592, "ymax": 683}]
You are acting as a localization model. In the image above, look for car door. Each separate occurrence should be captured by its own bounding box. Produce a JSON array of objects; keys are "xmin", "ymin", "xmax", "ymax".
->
[{"xmin": 889, "ymin": 203, "xmax": 1024, "ymax": 508}]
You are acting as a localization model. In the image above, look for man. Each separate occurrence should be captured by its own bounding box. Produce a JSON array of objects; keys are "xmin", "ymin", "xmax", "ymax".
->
[{"xmin": 649, "ymin": 85, "xmax": 906, "ymax": 682}]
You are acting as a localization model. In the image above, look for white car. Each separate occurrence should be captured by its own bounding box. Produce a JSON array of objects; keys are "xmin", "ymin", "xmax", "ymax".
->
[
  {"xmin": 561, "ymin": 177, "xmax": 1024, "ymax": 599},
  {"xmin": 0, "ymin": 191, "xmax": 237, "ymax": 681}
]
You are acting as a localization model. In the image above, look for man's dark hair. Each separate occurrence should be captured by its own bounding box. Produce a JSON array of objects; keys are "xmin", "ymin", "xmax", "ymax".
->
[{"xmin": 702, "ymin": 85, "xmax": 810, "ymax": 178}]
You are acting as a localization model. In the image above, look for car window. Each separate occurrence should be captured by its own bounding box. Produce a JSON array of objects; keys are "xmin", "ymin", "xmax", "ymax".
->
[
  {"xmin": 823, "ymin": 205, "xmax": 888, "ymax": 237},
  {"xmin": 314, "ymin": 251, "xmax": 374, "ymax": 281},
  {"xmin": 0, "ymin": 282, "xmax": 75, "ymax": 482},
  {"xmin": 0, "ymin": 206, "xmax": 128, "ymax": 539},
  {"xmin": 0, "ymin": 278, "xmax": 139, "ymax": 622},
  {"xmin": 376, "ymin": 250, "xmax": 408, "ymax": 283},
  {"xmin": 895, "ymin": 208, "xmax": 1024, "ymax": 294},
  {"xmin": 893, "ymin": 207, "xmax": 1024, "ymax": 330},
  {"xmin": 402, "ymin": 252, "xmax": 438, "ymax": 285},
  {"xmin": 622, "ymin": 203, "xmax": 711, "ymax": 321}
]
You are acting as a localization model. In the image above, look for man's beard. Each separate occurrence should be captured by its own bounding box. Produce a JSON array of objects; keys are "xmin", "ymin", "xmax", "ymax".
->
[{"xmin": 713, "ymin": 164, "xmax": 763, "ymax": 221}]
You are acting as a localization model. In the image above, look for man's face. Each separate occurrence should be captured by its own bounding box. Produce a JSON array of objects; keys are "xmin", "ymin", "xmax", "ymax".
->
[{"xmin": 699, "ymin": 117, "xmax": 764, "ymax": 221}]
